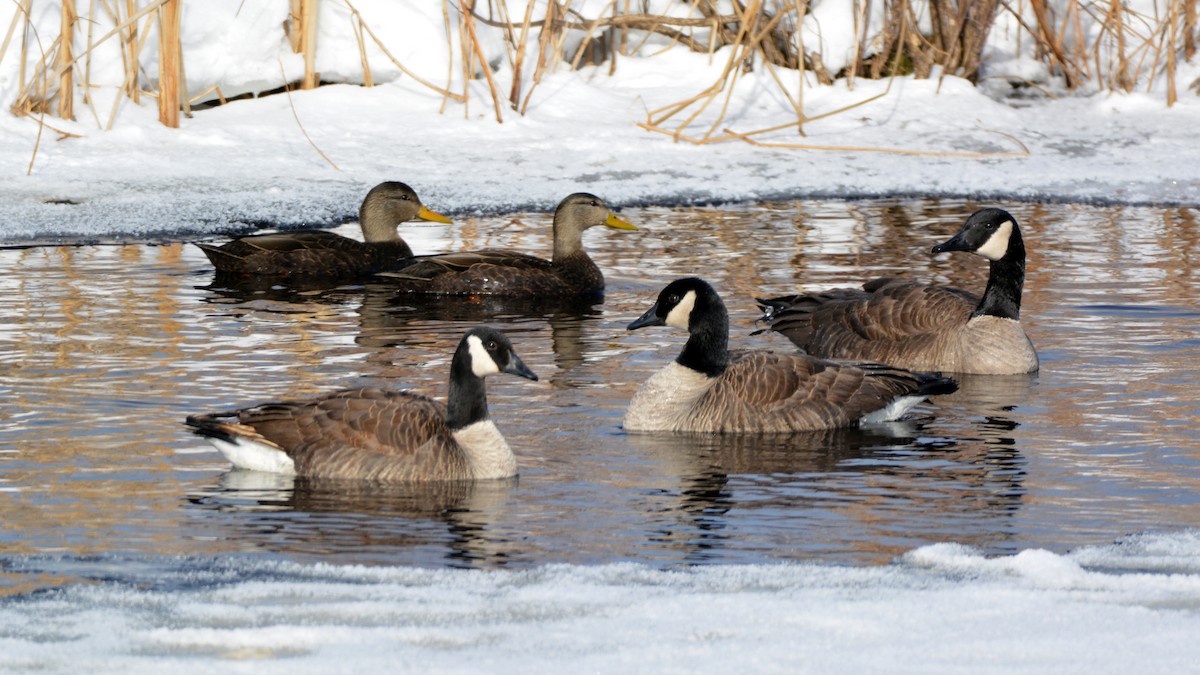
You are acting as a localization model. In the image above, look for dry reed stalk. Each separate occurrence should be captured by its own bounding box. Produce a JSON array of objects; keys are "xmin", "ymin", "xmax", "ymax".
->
[
  {"xmin": 10, "ymin": 0, "xmax": 49, "ymax": 175},
  {"xmin": 58, "ymin": 0, "xmax": 76, "ymax": 119},
  {"xmin": 350, "ymin": 12, "xmax": 373, "ymax": 87},
  {"xmin": 156, "ymin": 0, "xmax": 180, "ymax": 126},
  {"xmin": 343, "ymin": 0, "xmax": 462, "ymax": 100},
  {"xmin": 645, "ymin": 0, "xmax": 761, "ymax": 142},
  {"xmin": 186, "ymin": 84, "xmax": 226, "ymax": 105},
  {"xmin": 1185, "ymin": 0, "xmax": 1196, "ymax": 59},
  {"xmin": 520, "ymin": 0, "xmax": 560, "ymax": 115},
  {"xmin": 83, "ymin": 0, "xmax": 95, "ymax": 107},
  {"xmin": 725, "ymin": 126, "xmax": 1030, "ymax": 158},
  {"xmin": 637, "ymin": 86, "xmax": 889, "ymax": 145},
  {"xmin": 509, "ymin": 1, "xmax": 537, "ymax": 110},
  {"xmin": 124, "ymin": 0, "xmax": 140, "ymax": 102},
  {"xmin": 1068, "ymin": 0, "xmax": 1091, "ymax": 81},
  {"xmin": 1029, "ymin": 0, "xmax": 1077, "ymax": 87},
  {"xmin": 790, "ymin": 0, "xmax": 808, "ymax": 134},
  {"xmin": 26, "ymin": 0, "xmax": 169, "ymax": 105},
  {"xmin": 459, "ymin": 0, "xmax": 472, "ymax": 117},
  {"xmin": 0, "ymin": 2, "xmax": 27, "ymax": 72},
  {"xmin": 19, "ymin": 0, "xmax": 31, "ymax": 91},
  {"xmin": 462, "ymin": 1, "xmax": 504, "ymax": 123},
  {"xmin": 301, "ymin": 0, "xmax": 319, "ymax": 89},
  {"xmin": 440, "ymin": 0, "xmax": 454, "ymax": 113},
  {"xmin": 1166, "ymin": 1, "xmax": 1177, "ymax": 106},
  {"xmin": 846, "ymin": 0, "xmax": 868, "ymax": 87},
  {"xmin": 288, "ymin": 0, "xmax": 302, "ymax": 52},
  {"xmin": 278, "ymin": 59, "xmax": 339, "ymax": 170}
]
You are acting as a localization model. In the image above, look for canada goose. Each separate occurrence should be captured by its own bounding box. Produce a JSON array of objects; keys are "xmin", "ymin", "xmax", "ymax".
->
[
  {"xmin": 376, "ymin": 192, "xmax": 636, "ymax": 297},
  {"xmin": 624, "ymin": 278, "xmax": 957, "ymax": 433},
  {"xmin": 195, "ymin": 181, "xmax": 452, "ymax": 279},
  {"xmin": 185, "ymin": 326, "xmax": 537, "ymax": 481},
  {"xmin": 756, "ymin": 208, "xmax": 1038, "ymax": 375}
]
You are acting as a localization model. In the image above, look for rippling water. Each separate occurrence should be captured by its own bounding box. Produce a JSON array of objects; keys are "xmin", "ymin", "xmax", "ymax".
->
[{"xmin": 2, "ymin": 199, "xmax": 1199, "ymax": 588}]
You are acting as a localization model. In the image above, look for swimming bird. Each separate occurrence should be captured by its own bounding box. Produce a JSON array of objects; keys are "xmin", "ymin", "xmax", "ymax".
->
[
  {"xmin": 185, "ymin": 326, "xmax": 537, "ymax": 481},
  {"xmin": 195, "ymin": 181, "xmax": 452, "ymax": 279},
  {"xmin": 756, "ymin": 208, "xmax": 1038, "ymax": 375},
  {"xmin": 624, "ymin": 277, "xmax": 957, "ymax": 433},
  {"xmin": 376, "ymin": 192, "xmax": 636, "ymax": 297}
]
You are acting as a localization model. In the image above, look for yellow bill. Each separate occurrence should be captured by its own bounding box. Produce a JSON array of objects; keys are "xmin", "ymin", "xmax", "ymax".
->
[
  {"xmin": 418, "ymin": 205, "xmax": 453, "ymax": 224},
  {"xmin": 604, "ymin": 212, "xmax": 637, "ymax": 230}
]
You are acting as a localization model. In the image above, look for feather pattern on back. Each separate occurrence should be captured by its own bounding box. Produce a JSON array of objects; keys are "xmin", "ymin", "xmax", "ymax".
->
[
  {"xmin": 625, "ymin": 278, "xmax": 957, "ymax": 434},
  {"xmin": 377, "ymin": 193, "xmax": 634, "ymax": 297},
  {"xmin": 195, "ymin": 181, "xmax": 450, "ymax": 280},
  {"xmin": 757, "ymin": 208, "xmax": 1038, "ymax": 375},
  {"xmin": 186, "ymin": 326, "xmax": 537, "ymax": 481}
]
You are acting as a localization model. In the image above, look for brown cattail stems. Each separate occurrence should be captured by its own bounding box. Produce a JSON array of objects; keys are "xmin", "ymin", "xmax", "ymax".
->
[
  {"xmin": 58, "ymin": 0, "xmax": 75, "ymax": 119},
  {"xmin": 157, "ymin": 0, "xmax": 181, "ymax": 127}
]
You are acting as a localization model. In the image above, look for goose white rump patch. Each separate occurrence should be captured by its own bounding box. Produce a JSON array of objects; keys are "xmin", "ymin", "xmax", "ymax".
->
[
  {"xmin": 206, "ymin": 436, "xmax": 297, "ymax": 475},
  {"xmin": 859, "ymin": 395, "xmax": 926, "ymax": 425}
]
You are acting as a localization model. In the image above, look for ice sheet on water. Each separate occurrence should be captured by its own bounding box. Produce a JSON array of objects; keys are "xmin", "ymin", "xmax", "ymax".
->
[{"xmin": 2, "ymin": 530, "xmax": 1200, "ymax": 674}]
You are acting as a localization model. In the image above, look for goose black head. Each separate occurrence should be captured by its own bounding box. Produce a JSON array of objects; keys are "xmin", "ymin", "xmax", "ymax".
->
[
  {"xmin": 628, "ymin": 277, "xmax": 721, "ymax": 332},
  {"xmin": 932, "ymin": 208, "xmax": 1020, "ymax": 262},
  {"xmin": 458, "ymin": 326, "xmax": 538, "ymax": 381}
]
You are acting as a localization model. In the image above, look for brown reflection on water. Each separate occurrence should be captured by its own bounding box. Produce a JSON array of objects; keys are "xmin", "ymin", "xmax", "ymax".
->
[{"xmin": 2, "ymin": 199, "xmax": 1200, "ymax": 577}]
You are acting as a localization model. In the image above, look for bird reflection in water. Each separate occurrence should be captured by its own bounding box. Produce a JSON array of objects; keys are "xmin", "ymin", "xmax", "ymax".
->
[{"xmin": 189, "ymin": 470, "xmax": 520, "ymax": 569}]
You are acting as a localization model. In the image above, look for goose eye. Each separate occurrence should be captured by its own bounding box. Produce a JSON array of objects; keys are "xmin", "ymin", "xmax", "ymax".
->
[
  {"xmin": 487, "ymin": 340, "xmax": 498, "ymax": 351},
  {"xmin": 667, "ymin": 294, "xmax": 680, "ymax": 304}
]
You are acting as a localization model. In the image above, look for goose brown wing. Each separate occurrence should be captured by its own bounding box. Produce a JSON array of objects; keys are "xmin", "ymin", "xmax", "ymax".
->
[
  {"xmin": 229, "ymin": 387, "xmax": 468, "ymax": 481},
  {"xmin": 759, "ymin": 278, "xmax": 978, "ymax": 357},
  {"xmin": 703, "ymin": 351, "xmax": 931, "ymax": 431}
]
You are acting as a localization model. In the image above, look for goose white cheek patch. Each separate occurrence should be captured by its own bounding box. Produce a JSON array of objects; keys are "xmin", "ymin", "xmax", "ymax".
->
[
  {"xmin": 665, "ymin": 291, "xmax": 696, "ymax": 329},
  {"xmin": 467, "ymin": 335, "xmax": 501, "ymax": 377},
  {"xmin": 975, "ymin": 220, "xmax": 1013, "ymax": 261}
]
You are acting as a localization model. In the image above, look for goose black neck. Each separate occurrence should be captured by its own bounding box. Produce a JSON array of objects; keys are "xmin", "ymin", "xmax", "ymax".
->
[
  {"xmin": 973, "ymin": 233, "xmax": 1025, "ymax": 320},
  {"xmin": 677, "ymin": 294, "xmax": 730, "ymax": 377},
  {"xmin": 446, "ymin": 350, "xmax": 489, "ymax": 430}
]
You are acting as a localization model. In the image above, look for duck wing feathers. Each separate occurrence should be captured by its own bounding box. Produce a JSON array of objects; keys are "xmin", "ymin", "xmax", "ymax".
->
[
  {"xmin": 696, "ymin": 351, "xmax": 939, "ymax": 432},
  {"xmin": 378, "ymin": 249, "xmax": 592, "ymax": 296},
  {"xmin": 758, "ymin": 277, "xmax": 978, "ymax": 361},
  {"xmin": 188, "ymin": 387, "xmax": 472, "ymax": 481},
  {"xmin": 197, "ymin": 231, "xmax": 410, "ymax": 278}
]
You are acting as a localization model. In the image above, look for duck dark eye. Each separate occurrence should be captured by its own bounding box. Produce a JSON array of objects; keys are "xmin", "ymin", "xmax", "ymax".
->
[{"xmin": 590, "ymin": 200, "xmax": 599, "ymax": 207}]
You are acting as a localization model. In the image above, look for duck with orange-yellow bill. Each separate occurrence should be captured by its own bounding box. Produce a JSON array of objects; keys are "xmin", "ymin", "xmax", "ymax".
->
[
  {"xmin": 376, "ymin": 192, "xmax": 636, "ymax": 298},
  {"xmin": 195, "ymin": 181, "xmax": 452, "ymax": 280}
]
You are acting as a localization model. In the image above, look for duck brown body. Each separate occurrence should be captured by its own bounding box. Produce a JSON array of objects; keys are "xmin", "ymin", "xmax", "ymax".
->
[
  {"xmin": 196, "ymin": 181, "xmax": 450, "ymax": 280},
  {"xmin": 379, "ymin": 193, "xmax": 635, "ymax": 297}
]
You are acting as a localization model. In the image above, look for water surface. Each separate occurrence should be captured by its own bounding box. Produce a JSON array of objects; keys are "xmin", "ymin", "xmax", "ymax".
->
[{"xmin": 2, "ymin": 199, "xmax": 1199, "ymax": 588}]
